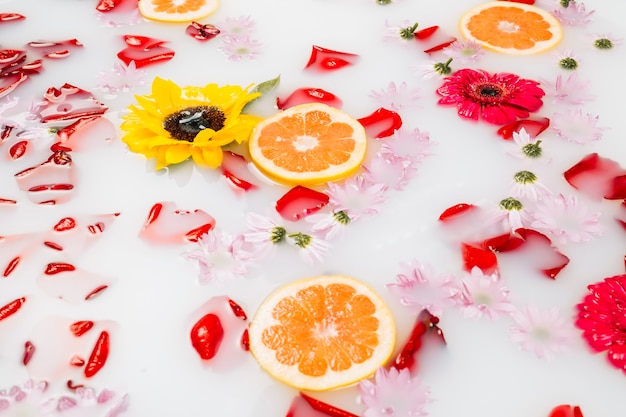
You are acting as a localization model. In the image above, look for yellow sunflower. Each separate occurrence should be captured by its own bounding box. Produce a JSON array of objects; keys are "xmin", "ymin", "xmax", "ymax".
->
[{"xmin": 121, "ymin": 77, "xmax": 262, "ymax": 169}]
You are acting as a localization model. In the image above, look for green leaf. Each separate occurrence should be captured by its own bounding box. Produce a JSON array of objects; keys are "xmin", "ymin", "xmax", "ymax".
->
[{"xmin": 250, "ymin": 74, "xmax": 281, "ymax": 96}]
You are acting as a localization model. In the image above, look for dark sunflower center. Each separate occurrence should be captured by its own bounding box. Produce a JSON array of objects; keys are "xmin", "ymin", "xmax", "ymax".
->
[{"xmin": 163, "ymin": 106, "xmax": 226, "ymax": 142}]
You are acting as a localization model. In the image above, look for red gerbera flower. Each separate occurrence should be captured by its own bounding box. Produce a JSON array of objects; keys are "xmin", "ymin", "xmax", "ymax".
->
[
  {"xmin": 575, "ymin": 274, "xmax": 626, "ymax": 372},
  {"xmin": 436, "ymin": 68, "xmax": 545, "ymax": 125}
]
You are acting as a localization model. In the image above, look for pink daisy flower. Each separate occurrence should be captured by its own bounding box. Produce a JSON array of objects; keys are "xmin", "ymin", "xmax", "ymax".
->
[
  {"xmin": 96, "ymin": 61, "xmax": 147, "ymax": 98},
  {"xmin": 412, "ymin": 59, "xmax": 453, "ymax": 79},
  {"xmin": 242, "ymin": 212, "xmax": 287, "ymax": 256},
  {"xmin": 217, "ymin": 15, "xmax": 256, "ymax": 37},
  {"xmin": 486, "ymin": 197, "xmax": 534, "ymax": 234},
  {"xmin": 555, "ymin": 49, "xmax": 580, "ymax": 70},
  {"xmin": 325, "ymin": 175, "xmax": 387, "ymax": 221},
  {"xmin": 286, "ymin": 231, "xmax": 331, "ymax": 264},
  {"xmin": 590, "ymin": 33, "xmax": 624, "ymax": 50},
  {"xmin": 509, "ymin": 127, "xmax": 544, "ymax": 159},
  {"xmin": 543, "ymin": 73, "xmax": 594, "ymax": 106},
  {"xmin": 510, "ymin": 304, "xmax": 575, "ymax": 360},
  {"xmin": 436, "ymin": 69, "xmax": 545, "ymax": 125},
  {"xmin": 183, "ymin": 229, "xmax": 254, "ymax": 283},
  {"xmin": 387, "ymin": 260, "xmax": 457, "ymax": 316},
  {"xmin": 368, "ymin": 81, "xmax": 420, "ymax": 113},
  {"xmin": 219, "ymin": 35, "xmax": 262, "ymax": 61},
  {"xmin": 550, "ymin": 109, "xmax": 605, "ymax": 144},
  {"xmin": 383, "ymin": 20, "xmax": 419, "ymax": 43},
  {"xmin": 511, "ymin": 170, "xmax": 552, "ymax": 202},
  {"xmin": 359, "ymin": 367, "xmax": 431, "ymax": 417},
  {"xmin": 305, "ymin": 210, "xmax": 352, "ymax": 241},
  {"xmin": 442, "ymin": 39, "xmax": 486, "ymax": 65},
  {"xmin": 455, "ymin": 266, "xmax": 516, "ymax": 320},
  {"xmin": 530, "ymin": 193, "xmax": 603, "ymax": 245},
  {"xmin": 552, "ymin": 1, "xmax": 594, "ymax": 26}
]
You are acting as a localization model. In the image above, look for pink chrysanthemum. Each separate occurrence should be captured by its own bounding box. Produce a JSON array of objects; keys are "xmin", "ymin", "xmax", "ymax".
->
[
  {"xmin": 53, "ymin": 387, "xmax": 129, "ymax": 417},
  {"xmin": 576, "ymin": 274, "xmax": 626, "ymax": 372},
  {"xmin": 183, "ymin": 229, "xmax": 254, "ymax": 283},
  {"xmin": 369, "ymin": 82, "xmax": 420, "ymax": 113},
  {"xmin": 412, "ymin": 59, "xmax": 453, "ymax": 79},
  {"xmin": 219, "ymin": 35, "xmax": 262, "ymax": 61},
  {"xmin": 589, "ymin": 33, "xmax": 623, "ymax": 50},
  {"xmin": 510, "ymin": 304, "xmax": 575, "ymax": 360},
  {"xmin": 442, "ymin": 39, "xmax": 486, "ymax": 65},
  {"xmin": 359, "ymin": 367, "xmax": 431, "ymax": 417},
  {"xmin": 96, "ymin": 61, "xmax": 147, "ymax": 98},
  {"xmin": 552, "ymin": 1, "xmax": 594, "ymax": 26},
  {"xmin": 325, "ymin": 175, "xmax": 387, "ymax": 221},
  {"xmin": 242, "ymin": 212, "xmax": 286, "ymax": 257},
  {"xmin": 0, "ymin": 380, "xmax": 48, "ymax": 415},
  {"xmin": 287, "ymin": 231, "xmax": 331, "ymax": 264},
  {"xmin": 550, "ymin": 109, "xmax": 605, "ymax": 144},
  {"xmin": 486, "ymin": 197, "xmax": 534, "ymax": 235},
  {"xmin": 543, "ymin": 73, "xmax": 594, "ymax": 106},
  {"xmin": 436, "ymin": 69, "xmax": 545, "ymax": 125},
  {"xmin": 530, "ymin": 193, "xmax": 603, "ymax": 245},
  {"xmin": 362, "ymin": 154, "xmax": 415, "ymax": 191},
  {"xmin": 455, "ymin": 266, "xmax": 516, "ymax": 320},
  {"xmin": 217, "ymin": 15, "xmax": 256, "ymax": 37},
  {"xmin": 387, "ymin": 260, "xmax": 457, "ymax": 316},
  {"xmin": 378, "ymin": 126, "xmax": 433, "ymax": 165}
]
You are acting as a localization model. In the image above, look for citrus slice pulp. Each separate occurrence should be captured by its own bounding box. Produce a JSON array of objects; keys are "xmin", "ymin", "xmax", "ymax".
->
[
  {"xmin": 248, "ymin": 275, "xmax": 395, "ymax": 391},
  {"xmin": 138, "ymin": 0, "xmax": 220, "ymax": 22},
  {"xmin": 460, "ymin": 1, "xmax": 562, "ymax": 55},
  {"xmin": 248, "ymin": 103, "xmax": 367, "ymax": 185}
]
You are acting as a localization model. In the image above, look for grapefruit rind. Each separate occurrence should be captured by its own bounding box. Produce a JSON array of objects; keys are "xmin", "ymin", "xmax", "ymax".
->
[
  {"xmin": 138, "ymin": 0, "xmax": 220, "ymax": 22},
  {"xmin": 459, "ymin": 1, "xmax": 562, "ymax": 55},
  {"xmin": 248, "ymin": 103, "xmax": 368, "ymax": 186},
  {"xmin": 248, "ymin": 275, "xmax": 396, "ymax": 391}
]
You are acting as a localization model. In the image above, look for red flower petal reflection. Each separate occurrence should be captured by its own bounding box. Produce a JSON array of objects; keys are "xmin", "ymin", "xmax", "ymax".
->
[
  {"xmin": 27, "ymin": 39, "xmax": 83, "ymax": 59},
  {"xmin": 548, "ymin": 404, "xmax": 584, "ymax": 417},
  {"xmin": 276, "ymin": 88, "xmax": 342, "ymax": 110},
  {"xmin": 437, "ymin": 69, "xmax": 545, "ymax": 125},
  {"xmin": 393, "ymin": 309, "xmax": 445, "ymax": 372},
  {"xmin": 413, "ymin": 25, "xmax": 456, "ymax": 54},
  {"xmin": 564, "ymin": 153, "xmax": 626, "ymax": 201},
  {"xmin": 497, "ymin": 117, "xmax": 550, "ymax": 140},
  {"xmin": 117, "ymin": 35, "xmax": 175, "ymax": 68},
  {"xmin": 287, "ymin": 392, "xmax": 358, "ymax": 417},
  {"xmin": 358, "ymin": 107, "xmax": 402, "ymax": 138},
  {"xmin": 305, "ymin": 45, "xmax": 359, "ymax": 72},
  {"xmin": 0, "ymin": 13, "xmax": 25, "ymax": 23},
  {"xmin": 35, "ymin": 83, "xmax": 108, "ymax": 123},
  {"xmin": 139, "ymin": 201, "xmax": 216, "ymax": 244},
  {"xmin": 186, "ymin": 22, "xmax": 220, "ymax": 41},
  {"xmin": 576, "ymin": 274, "xmax": 626, "ymax": 372},
  {"xmin": 276, "ymin": 185, "xmax": 329, "ymax": 221},
  {"xmin": 221, "ymin": 151, "xmax": 258, "ymax": 192}
]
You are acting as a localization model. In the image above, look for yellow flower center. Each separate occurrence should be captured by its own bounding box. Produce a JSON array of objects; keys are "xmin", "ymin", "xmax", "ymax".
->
[{"xmin": 163, "ymin": 105, "xmax": 226, "ymax": 142}]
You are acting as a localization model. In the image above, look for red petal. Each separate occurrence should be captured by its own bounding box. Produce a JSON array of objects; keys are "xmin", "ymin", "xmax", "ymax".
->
[
  {"xmin": 564, "ymin": 153, "xmax": 626, "ymax": 201},
  {"xmin": 305, "ymin": 45, "xmax": 359, "ymax": 72},
  {"xmin": 190, "ymin": 313, "xmax": 224, "ymax": 360},
  {"xmin": 496, "ymin": 117, "xmax": 550, "ymax": 140},
  {"xmin": 414, "ymin": 25, "xmax": 438, "ymax": 40},
  {"xmin": 461, "ymin": 243, "xmax": 498, "ymax": 274},
  {"xmin": 0, "ymin": 13, "xmax": 26, "ymax": 23},
  {"xmin": 275, "ymin": 185, "xmax": 329, "ymax": 221},
  {"xmin": 186, "ymin": 22, "xmax": 220, "ymax": 41},
  {"xmin": 548, "ymin": 404, "xmax": 584, "ymax": 417},
  {"xmin": 221, "ymin": 151, "xmax": 258, "ymax": 192},
  {"xmin": 358, "ymin": 107, "xmax": 402, "ymax": 138},
  {"xmin": 276, "ymin": 87, "xmax": 342, "ymax": 110},
  {"xmin": 438, "ymin": 203, "xmax": 476, "ymax": 222}
]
